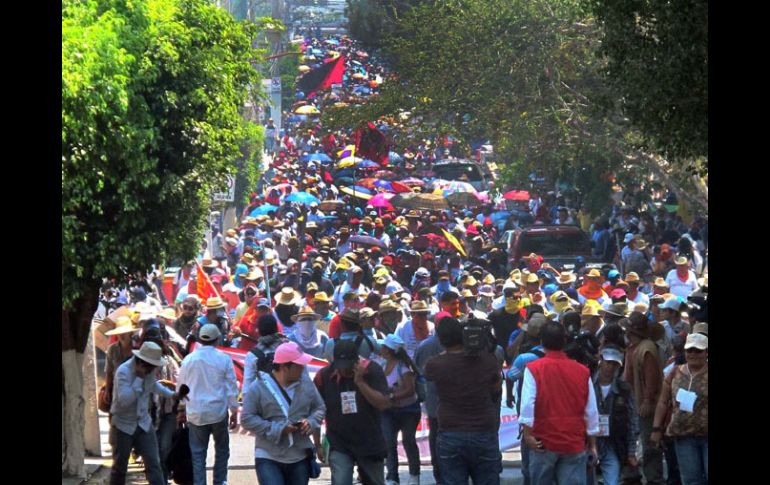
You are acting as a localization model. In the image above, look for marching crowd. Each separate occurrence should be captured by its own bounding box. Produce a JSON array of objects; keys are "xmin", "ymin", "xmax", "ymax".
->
[{"xmin": 96, "ymin": 33, "xmax": 708, "ymax": 485}]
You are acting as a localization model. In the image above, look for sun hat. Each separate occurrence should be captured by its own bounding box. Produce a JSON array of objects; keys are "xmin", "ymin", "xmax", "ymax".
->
[
  {"xmin": 381, "ymin": 334, "xmax": 405, "ymax": 352},
  {"xmin": 336, "ymin": 258, "xmax": 352, "ymax": 271},
  {"xmin": 276, "ymin": 287, "xmax": 302, "ymax": 306},
  {"xmin": 625, "ymin": 272, "xmax": 640, "ymax": 283},
  {"xmin": 105, "ymin": 316, "xmax": 140, "ymax": 336},
  {"xmin": 601, "ymin": 347, "xmax": 624, "ymax": 365},
  {"xmin": 603, "ymin": 302, "xmax": 630, "ymax": 318},
  {"xmin": 313, "ymin": 291, "xmax": 332, "ymax": 303},
  {"xmin": 205, "ymin": 296, "xmax": 226, "ymax": 310},
  {"xmin": 478, "ymin": 285, "xmax": 495, "ymax": 297},
  {"xmin": 557, "ymin": 272, "xmax": 576, "ymax": 285},
  {"xmin": 157, "ymin": 307, "xmax": 177, "ymax": 321},
  {"xmin": 359, "ymin": 307, "xmax": 377, "ymax": 320},
  {"xmin": 379, "ymin": 299, "xmax": 401, "ymax": 314},
  {"xmin": 291, "ymin": 306, "xmax": 321, "ymax": 322},
  {"xmin": 273, "ymin": 342, "xmax": 314, "ymax": 365},
  {"xmin": 634, "ymin": 302, "xmax": 649, "ymax": 313},
  {"xmin": 410, "ymin": 300, "xmax": 430, "ymax": 313},
  {"xmin": 654, "ymin": 277, "xmax": 669, "ymax": 288},
  {"xmin": 201, "ymin": 258, "xmax": 218, "ymax": 269},
  {"xmin": 198, "ymin": 324, "xmax": 221, "ymax": 343},
  {"xmin": 132, "ymin": 341, "xmax": 164, "ymax": 367},
  {"xmin": 586, "ymin": 268, "xmax": 602, "ymax": 278},
  {"xmin": 675, "ymin": 256, "xmax": 689, "ymax": 266},
  {"xmin": 684, "ymin": 333, "xmax": 708, "ymax": 350},
  {"xmin": 660, "ymin": 297, "xmax": 682, "ymax": 311}
]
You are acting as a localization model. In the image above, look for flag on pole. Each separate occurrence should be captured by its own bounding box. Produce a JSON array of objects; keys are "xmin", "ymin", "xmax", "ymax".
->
[
  {"xmin": 298, "ymin": 56, "xmax": 347, "ymax": 98},
  {"xmin": 355, "ymin": 122, "xmax": 390, "ymax": 167},
  {"xmin": 337, "ymin": 144, "xmax": 355, "ymax": 159},
  {"xmin": 195, "ymin": 260, "xmax": 221, "ymax": 305}
]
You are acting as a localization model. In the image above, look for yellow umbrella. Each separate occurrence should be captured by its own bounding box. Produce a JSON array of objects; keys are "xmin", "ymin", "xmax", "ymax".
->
[
  {"xmin": 295, "ymin": 105, "xmax": 320, "ymax": 114},
  {"xmin": 340, "ymin": 186, "xmax": 373, "ymax": 200},
  {"xmin": 441, "ymin": 229, "xmax": 467, "ymax": 257},
  {"xmin": 298, "ymin": 65, "xmax": 311, "ymax": 72},
  {"xmin": 337, "ymin": 145, "xmax": 356, "ymax": 157}
]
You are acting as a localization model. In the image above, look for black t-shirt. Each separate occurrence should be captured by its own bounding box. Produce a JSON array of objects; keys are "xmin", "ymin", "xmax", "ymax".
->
[
  {"xmin": 424, "ymin": 352, "xmax": 501, "ymax": 433},
  {"xmin": 488, "ymin": 308, "xmax": 522, "ymax": 350},
  {"xmin": 314, "ymin": 361, "xmax": 389, "ymax": 458}
]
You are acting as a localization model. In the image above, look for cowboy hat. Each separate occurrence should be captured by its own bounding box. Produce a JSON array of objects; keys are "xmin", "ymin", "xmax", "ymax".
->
[
  {"xmin": 410, "ymin": 300, "xmax": 430, "ymax": 313},
  {"xmin": 105, "ymin": 316, "xmax": 140, "ymax": 336},
  {"xmin": 291, "ymin": 306, "xmax": 321, "ymax": 322},
  {"xmin": 478, "ymin": 285, "xmax": 495, "ymax": 297},
  {"xmin": 602, "ymin": 302, "xmax": 630, "ymax": 318},
  {"xmin": 201, "ymin": 258, "xmax": 218, "ymax": 269},
  {"xmin": 625, "ymin": 272, "xmax": 640, "ymax": 283},
  {"xmin": 133, "ymin": 341, "xmax": 164, "ymax": 367},
  {"xmin": 482, "ymin": 274, "xmax": 495, "ymax": 285},
  {"xmin": 313, "ymin": 291, "xmax": 332, "ymax": 303},
  {"xmin": 157, "ymin": 307, "xmax": 177, "ymax": 321},
  {"xmin": 653, "ymin": 277, "xmax": 669, "ymax": 288},
  {"xmin": 205, "ymin": 296, "xmax": 226, "ymax": 310},
  {"xmin": 675, "ymin": 256, "xmax": 689, "ymax": 266},
  {"xmin": 585, "ymin": 269, "xmax": 602, "ymax": 278},
  {"xmin": 509, "ymin": 269, "xmax": 522, "ymax": 285},
  {"xmin": 525, "ymin": 273, "xmax": 540, "ymax": 284},
  {"xmin": 276, "ymin": 287, "xmax": 302, "ymax": 306},
  {"xmin": 245, "ymin": 269, "xmax": 264, "ymax": 281}
]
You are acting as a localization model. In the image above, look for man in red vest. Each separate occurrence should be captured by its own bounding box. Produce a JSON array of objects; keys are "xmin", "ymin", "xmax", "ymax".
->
[{"xmin": 519, "ymin": 320, "xmax": 600, "ymax": 484}]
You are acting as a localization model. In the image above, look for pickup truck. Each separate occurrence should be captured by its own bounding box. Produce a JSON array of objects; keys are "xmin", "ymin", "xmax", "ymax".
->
[{"xmin": 506, "ymin": 224, "xmax": 597, "ymax": 271}]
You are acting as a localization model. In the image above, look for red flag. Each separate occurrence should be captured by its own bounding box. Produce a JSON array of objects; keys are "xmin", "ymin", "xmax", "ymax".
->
[
  {"xmin": 195, "ymin": 261, "xmax": 221, "ymax": 305},
  {"xmin": 355, "ymin": 122, "xmax": 390, "ymax": 167},
  {"xmin": 298, "ymin": 56, "xmax": 346, "ymax": 98}
]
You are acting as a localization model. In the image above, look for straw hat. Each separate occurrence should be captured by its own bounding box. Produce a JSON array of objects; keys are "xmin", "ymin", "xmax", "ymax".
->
[
  {"xmin": 276, "ymin": 287, "xmax": 302, "ymax": 306},
  {"xmin": 509, "ymin": 269, "xmax": 522, "ymax": 285},
  {"xmin": 525, "ymin": 273, "xmax": 540, "ymax": 284},
  {"xmin": 586, "ymin": 269, "xmax": 601, "ymax": 278},
  {"xmin": 132, "ymin": 341, "xmax": 164, "ymax": 367},
  {"xmin": 675, "ymin": 256, "xmax": 689, "ymax": 266},
  {"xmin": 625, "ymin": 272, "xmax": 640, "ymax": 283},
  {"xmin": 157, "ymin": 307, "xmax": 177, "ymax": 321},
  {"xmin": 201, "ymin": 258, "xmax": 218, "ymax": 269},
  {"xmin": 482, "ymin": 274, "xmax": 495, "ymax": 285},
  {"xmin": 557, "ymin": 272, "xmax": 576, "ymax": 285},
  {"xmin": 581, "ymin": 304, "xmax": 601, "ymax": 317},
  {"xmin": 205, "ymin": 296, "xmax": 226, "ymax": 310},
  {"xmin": 105, "ymin": 316, "xmax": 140, "ymax": 336},
  {"xmin": 379, "ymin": 299, "xmax": 401, "ymax": 314},
  {"xmin": 291, "ymin": 305, "xmax": 321, "ymax": 322},
  {"xmin": 654, "ymin": 277, "xmax": 669, "ymax": 288},
  {"xmin": 245, "ymin": 269, "xmax": 264, "ymax": 281}
]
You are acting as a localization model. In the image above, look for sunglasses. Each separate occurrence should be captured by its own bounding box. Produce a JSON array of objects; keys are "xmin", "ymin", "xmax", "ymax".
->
[
  {"xmin": 685, "ymin": 348, "xmax": 705, "ymax": 354},
  {"xmin": 182, "ymin": 305, "xmax": 196, "ymax": 311},
  {"xmin": 245, "ymin": 291, "xmax": 257, "ymax": 297}
]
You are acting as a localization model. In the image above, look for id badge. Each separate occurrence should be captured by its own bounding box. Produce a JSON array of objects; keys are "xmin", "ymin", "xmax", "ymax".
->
[
  {"xmin": 341, "ymin": 391, "xmax": 358, "ymax": 415},
  {"xmin": 676, "ymin": 388, "xmax": 697, "ymax": 413},
  {"xmin": 598, "ymin": 414, "xmax": 610, "ymax": 437}
]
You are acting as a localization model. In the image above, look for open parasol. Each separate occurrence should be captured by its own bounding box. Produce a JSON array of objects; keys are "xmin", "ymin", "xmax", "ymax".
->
[
  {"xmin": 318, "ymin": 200, "xmax": 345, "ymax": 212},
  {"xmin": 503, "ymin": 190, "xmax": 530, "ymax": 201},
  {"xmin": 446, "ymin": 191, "xmax": 483, "ymax": 208},
  {"xmin": 390, "ymin": 192, "xmax": 448, "ymax": 211},
  {"xmin": 349, "ymin": 235, "xmax": 387, "ymax": 249}
]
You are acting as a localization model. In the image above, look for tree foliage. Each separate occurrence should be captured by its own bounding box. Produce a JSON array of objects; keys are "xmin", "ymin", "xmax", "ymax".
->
[
  {"xmin": 346, "ymin": 0, "xmax": 424, "ymax": 48},
  {"xmin": 588, "ymin": 0, "xmax": 707, "ymax": 172},
  {"xmin": 62, "ymin": 0, "xmax": 263, "ymax": 310}
]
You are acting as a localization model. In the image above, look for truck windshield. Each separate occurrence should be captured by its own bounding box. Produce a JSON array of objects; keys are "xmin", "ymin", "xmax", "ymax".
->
[
  {"xmin": 519, "ymin": 232, "xmax": 588, "ymax": 256},
  {"xmin": 433, "ymin": 164, "xmax": 483, "ymax": 181}
]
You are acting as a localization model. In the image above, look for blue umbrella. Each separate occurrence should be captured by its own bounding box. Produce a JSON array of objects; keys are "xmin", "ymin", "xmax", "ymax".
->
[
  {"xmin": 309, "ymin": 153, "xmax": 332, "ymax": 162},
  {"xmin": 285, "ymin": 192, "xmax": 320, "ymax": 205},
  {"xmin": 388, "ymin": 151, "xmax": 403, "ymax": 163},
  {"xmin": 353, "ymin": 86, "xmax": 371, "ymax": 94},
  {"xmin": 324, "ymin": 39, "xmax": 340, "ymax": 46},
  {"xmin": 300, "ymin": 154, "xmax": 311, "ymax": 162},
  {"xmin": 250, "ymin": 204, "xmax": 279, "ymax": 217},
  {"xmin": 357, "ymin": 160, "xmax": 379, "ymax": 169}
]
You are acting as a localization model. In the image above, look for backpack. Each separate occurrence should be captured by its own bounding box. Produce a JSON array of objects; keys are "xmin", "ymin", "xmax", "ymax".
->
[
  {"xmin": 166, "ymin": 424, "xmax": 193, "ymax": 485},
  {"xmin": 250, "ymin": 346, "xmax": 276, "ymax": 373}
]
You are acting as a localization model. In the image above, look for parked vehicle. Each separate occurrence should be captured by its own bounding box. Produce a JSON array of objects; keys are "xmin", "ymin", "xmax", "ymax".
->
[
  {"xmin": 509, "ymin": 224, "xmax": 594, "ymax": 271},
  {"xmin": 432, "ymin": 159, "xmax": 489, "ymax": 191}
]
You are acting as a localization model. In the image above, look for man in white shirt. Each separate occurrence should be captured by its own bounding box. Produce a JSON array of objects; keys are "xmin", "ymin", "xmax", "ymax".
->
[
  {"xmin": 664, "ymin": 256, "xmax": 698, "ymax": 299},
  {"xmin": 395, "ymin": 300, "xmax": 435, "ymax": 359},
  {"xmin": 519, "ymin": 320, "xmax": 600, "ymax": 484},
  {"xmin": 177, "ymin": 324, "xmax": 239, "ymax": 485}
]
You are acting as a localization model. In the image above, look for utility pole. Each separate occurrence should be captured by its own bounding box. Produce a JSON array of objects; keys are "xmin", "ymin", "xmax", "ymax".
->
[{"xmin": 265, "ymin": 0, "xmax": 285, "ymax": 135}]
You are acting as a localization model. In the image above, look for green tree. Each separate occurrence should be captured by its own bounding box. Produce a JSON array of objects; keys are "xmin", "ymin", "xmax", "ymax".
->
[
  {"xmin": 62, "ymin": 0, "xmax": 263, "ymax": 475},
  {"xmin": 588, "ymin": 0, "xmax": 708, "ymax": 174}
]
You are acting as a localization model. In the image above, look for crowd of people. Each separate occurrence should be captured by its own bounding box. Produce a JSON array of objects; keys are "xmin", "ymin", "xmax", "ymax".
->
[{"xmin": 97, "ymin": 32, "xmax": 708, "ymax": 485}]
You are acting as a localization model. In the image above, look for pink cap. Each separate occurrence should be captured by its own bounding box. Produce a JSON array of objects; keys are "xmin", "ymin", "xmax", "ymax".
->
[
  {"xmin": 273, "ymin": 342, "xmax": 314, "ymax": 366},
  {"xmin": 610, "ymin": 288, "xmax": 627, "ymax": 299}
]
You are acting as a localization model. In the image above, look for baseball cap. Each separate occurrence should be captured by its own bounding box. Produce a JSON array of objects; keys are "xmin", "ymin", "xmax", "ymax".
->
[
  {"xmin": 601, "ymin": 347, "xmax": 624, "ymax": 365},
  {"xmin": 273, "ymin": 342, "xmax": 314, "ymax": 365},
  {"xmin": 381, "ymin": 334, "xmax": 405, "ymax": 351},
  {"xmin": 199, "ymin": 324, "xmax": 221, "ymax": 342},
  {"xmin": 692, "ymin": 322, "xmax": 708, "ymax": 336},
  {"xmin": 684, "ymin": 333, "xmax": 708, "ymax": 350},
  {"xmin": 610, "ymin": 288, "xmax": 627, "ymax": 300},
  {"xmin": 257, "ymin": 298, "xmax": 271, "ymax": 309},
  {"xmin": 660, "ymin": 297, "xmax": 682, "ymax": 311},
  {"xmin": 332, "ymin": 339, "xmax": 359, "ymax": 370}
]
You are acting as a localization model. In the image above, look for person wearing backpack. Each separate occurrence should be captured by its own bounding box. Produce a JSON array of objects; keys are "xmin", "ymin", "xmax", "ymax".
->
[
  {"xmin": 376, "ymin": 334, "xmax": 422, "ymax": 485},
  {"xmin": 323, "ymin": 308, "xmax": 382, "ymax": 363},
  {"xmin": 244, "ymin": 314, "xmax": 289, "ymax": 389}
]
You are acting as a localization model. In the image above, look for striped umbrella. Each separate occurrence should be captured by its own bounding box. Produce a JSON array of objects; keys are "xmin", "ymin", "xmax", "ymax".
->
[{"xmin": 431, "ymin": 179, "xmax": 477, "ymax": 194}]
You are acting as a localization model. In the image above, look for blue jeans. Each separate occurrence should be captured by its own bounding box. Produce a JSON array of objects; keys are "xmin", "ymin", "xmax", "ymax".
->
[
  {"xmin": 597, "ymin": 439, "xmax": 621, "ymax": 485},
  {"xmin": 255, "ymin": 457, "xmax": 309, "ymax": 485},
  {"xmin": 381, "ymin": 407, "xmax": 421, "ymax": 482},
  {"xmin": 529, "ymin": 448, "xmax": 587, "ymax": 485},
  {"xmin": 520, "ymin": 440, "xmax": 531, "ymax": 485},
  {"xmin": 438, "ymin": 431, "xmax": 502, "ymax": 485},
  {"xmin": 673, "ymin": 437, "xmax": 708, "ymax": 485},
  {"xmin": 188, "ymin": 419, "xmax": 230, "ymax": 485},
  {"xmin": 156, "ymin": 412, "xmax": 177, "ymax": 483},
  {"xmin": 109, "ymin": 425, "xmax": 165, "ymax": 485},
  {"xmin": 428, "ymin": 417, "xmax": 442, "ymax": 484},
  {"xmin": 328, "ymin": 449, "xmax": 385, "ymax": 485}
]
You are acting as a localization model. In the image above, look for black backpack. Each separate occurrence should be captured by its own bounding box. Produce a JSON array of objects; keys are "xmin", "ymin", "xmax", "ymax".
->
[
  {"xmin": 166, "ymin": 425, "xmax": 193, "ymax": 484},
  {"xmin": 250, "ymin": 346, "xmax": 276, "ymax": 373}
]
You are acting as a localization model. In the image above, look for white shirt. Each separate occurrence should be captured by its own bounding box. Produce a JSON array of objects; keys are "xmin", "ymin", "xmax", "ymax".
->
[
  {"xmin": 664, "ymin": 269, "xmax": 698, "ymax": 299},
  {"xmin": 519, "ymin": 367, "xmax": 600, "ymax": 436},
  {"xmin": 395, "ymin": 319, "xmax": 435, "ymax": 359},
  {"xmin": 177, "ymin": 345, "xmax": 239, "ymax": 426}
]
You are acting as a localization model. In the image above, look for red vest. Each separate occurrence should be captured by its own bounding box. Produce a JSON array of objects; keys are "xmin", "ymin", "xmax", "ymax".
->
[{"xmin": 527, "ymin": 351, "xmax": 590, "ymax": 453}]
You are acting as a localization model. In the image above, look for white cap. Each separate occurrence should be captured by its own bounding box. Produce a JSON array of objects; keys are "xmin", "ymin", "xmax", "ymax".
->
[
  {"xmin": 624, "ymin": 233, "xmax": 634, "ymax": 243},
  {"xmin": 199, "ymin": 324, "xmax": 221, "ymax": 342},
  {"xmin": 310, "ymin": 201, "xmax": 319, "ymax": 208},
  {"xmin": 684, "ymin": 333, "xmax": 708, "ymax": 350}
]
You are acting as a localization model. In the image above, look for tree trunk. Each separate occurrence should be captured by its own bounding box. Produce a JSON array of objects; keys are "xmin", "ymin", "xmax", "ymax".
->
[{"xmin": 62, "ymin": 286, "xmax": 99, "ymax": 478}]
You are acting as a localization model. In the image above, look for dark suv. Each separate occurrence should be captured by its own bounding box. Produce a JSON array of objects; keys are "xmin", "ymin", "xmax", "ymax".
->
[{"xmin": 509, "ymin": 224, "xmax": 593, "ymax": 270}]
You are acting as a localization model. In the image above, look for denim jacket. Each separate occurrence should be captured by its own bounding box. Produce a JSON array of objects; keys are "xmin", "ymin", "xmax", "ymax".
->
[{"xmin": 240, "ymin": 371, "xmax": 326, "ymax": 460}]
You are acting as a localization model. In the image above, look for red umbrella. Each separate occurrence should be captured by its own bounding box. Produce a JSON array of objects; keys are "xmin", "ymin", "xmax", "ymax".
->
[
  {"xmin": 503, "ymin": 190, "xmax": 530, "ymax": 201},
  {"xmin": 412, "ymin": 233, "xmax": 451, "ymax": 251},
  {"xmin": 399, "ymin": 177, "xmax": 425, "ymax": 187},
  {"xmin": 356, "ymin": 178, "xmax": 378, "ymax": 189}
]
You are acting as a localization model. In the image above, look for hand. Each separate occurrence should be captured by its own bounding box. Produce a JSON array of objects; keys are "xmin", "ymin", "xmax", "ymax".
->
[
  {"xmin": 316, "ymin": 447, "xmax": 326, "ymax": 463},
  {"xmin": 177, "ymin": 411, "xmax": 187, "ymax": 425},
  {"xmin": 352, "ymin": 361, "xmax": 365, "ymax": 384},
  {"xmin": 229, "ymin": 412, "xmax": 238, "ymax": 430},
  {"xmin": 639, "ymin": 401, "xmax": 654, "ymax": 418},
  {"xmin": 649, "ymin": 430, "xmax": 663, "ymax": 448},
  {"xmin": 231, "ymin": 327, "xmax": 242, "ymax": 336},
  {"xmin": 627, "ymin": 456, "xmax": 639, "ymax": 467},
  {"xmin": 297, "ymin": 419, "xmax": 312, "ymax": 436},
  {"xmin": 524, "ymin": 433, "xmax": 545, "ymax": 453},
  {"xmin": 282, "ymin": 423, "xmax": 299, "ymax": 435}
]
